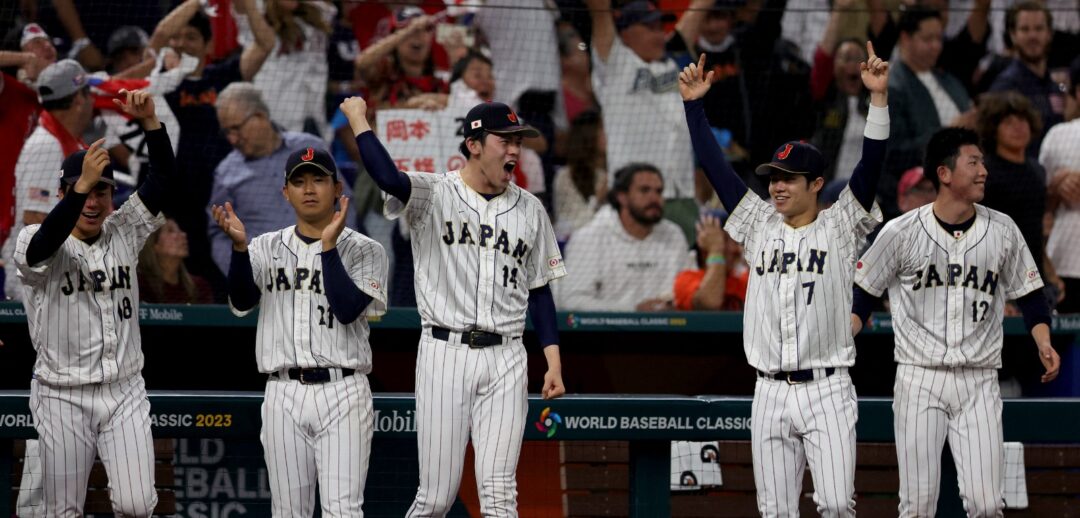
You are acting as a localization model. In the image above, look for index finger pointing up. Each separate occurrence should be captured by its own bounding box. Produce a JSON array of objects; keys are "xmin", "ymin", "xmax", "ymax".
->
[{"xmin": 866, "ymin": 40, "xmax": 876, "ymax": 60}]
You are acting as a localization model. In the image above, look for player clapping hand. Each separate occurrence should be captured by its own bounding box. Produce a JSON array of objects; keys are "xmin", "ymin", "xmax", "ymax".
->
[
  {"xmin": 211, "ymin": 202, "xmax": 248, "ymax": 252},
  {"xmin": 321, "ymin": 195, "xmax": 350, "ymax": 252}
]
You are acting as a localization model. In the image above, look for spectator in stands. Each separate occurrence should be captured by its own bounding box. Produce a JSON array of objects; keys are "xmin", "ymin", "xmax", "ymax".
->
[
  {"xmin": 678, "ymin": 0, "xmax": 818, "ymax": 190},
  {"xmin": 556, "ymin": 163, "xmax": 691, "ymax": 311},
  {"xmin": 207, "ymin": 82, "xmax": 354, "ymax": 275},
  {"xmin": 138, "ymin": 218, "xmax": 215, "ymax": 304},
  {"xmin": 810, "ymin": 2, "xmax": 871, "ymax": 182},
  {"xmin": 896, "ymin": 166, "xmax": 936, "ymax": 213},
  {"xmin": 883, "ymin": 8, "xmax": 972, "ymax": 218},
  {"xmin": 2, "ymin": 60, "xmax": 94, "ymax": 300},
  {"xmin": 153, "ymin": 0, "xmax": 274, "ymax": 286},
  {"xmin": 474, "ymin": 0, "xmax": 565, "ymax": 136},
  {"xmin": 586, "ymin": 0, "xmax": 714, "ymax": 242},
  {"xmin": 447, "ymin": 51, "xmax": 495, "ymax": 109},
  {"xmin": 0, "ymin": 25, "xmax": 52, "ymax": 267},
  {"xmin": 233, "ymin": 0, "xmax": 335, "ymax": 138},
  {"xmin": 554, "ymin": 110, "xmax": 607, "ymax": 241},
  {"xmin": 34, "ymin": 0, "xmax": 165, "ymax": 72},
  {"xmin": 871, "ymin": 0, "xmax": 991, "ymax": 97},
  {"xmin": 354, "ymin": 7, "xmax": 450, "ymax": 111},
  {"xmin": 989, "ymin": 1, "xmax": 1064, "ymax": 158},
  {"xmin": 1040, "ymin": 58, "xmax": 1080, "ymax": 312},
  {"xmin": 975, "ymin": 91, "xmax": 1065, "ymax": 304},
  {"xmin": 673, "ymin": 213, "xmax": 749, "ymax": 310},
  {"xmin": 106, "ymin": 26, "xmax": 151, "ymax": 75},
  {"xmin": 557, "ymin": 22, "xmax": 596, "ymax": 127}
]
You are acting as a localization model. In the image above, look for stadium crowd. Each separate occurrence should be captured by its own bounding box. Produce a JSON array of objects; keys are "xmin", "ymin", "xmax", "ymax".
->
[{"xmin": 1, "ymin": 0, "xmax": 1078, "ymax": 312}]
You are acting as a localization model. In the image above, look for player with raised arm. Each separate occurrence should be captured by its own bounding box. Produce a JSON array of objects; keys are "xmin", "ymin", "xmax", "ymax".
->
[
  {"xmin": 342, "ymin": 95, "xmax": 566, "ymax": 517},
  {"xmin": 852, "ymin": 127, "xmax": 1060, "ymax": 517},
  {"xmin": 212, "ymin": 147, "xmax": 388, "ymax": 517},
  {"xmin": 13, "ymin": 89, "xmax": 175, "ymax": 517},
  {"xmin": 681, "ymin": 45, "xmax": 889, "ymax": 517}
]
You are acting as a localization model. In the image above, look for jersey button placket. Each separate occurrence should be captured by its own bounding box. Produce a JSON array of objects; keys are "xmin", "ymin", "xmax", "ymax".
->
[
  {"xmin": 945, "ymin": 251, "xmax": 963, "ymax": 364},
  {"xmin": 478, "ymin": 209, "xmax": 496, "ymax": 330},
  {"xmin": 94, "ymin": 249, "xmax": 118, "ymax": 375},
  {"xmin": 296, "ymin": 252, "xmax": 312, "ymax": 361},
  {"xmin": 779, "ymin": 230, "xmax": 798, "ymax": 370}
]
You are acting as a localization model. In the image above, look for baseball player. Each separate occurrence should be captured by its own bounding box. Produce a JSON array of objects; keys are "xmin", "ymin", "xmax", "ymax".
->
[
  {"xmin": 12, "ymin": 89, "xmax": 174, "ymax": 517},
  {"xmin": 852, "ymin": 127, "xmax": 1061, "ymax": 517},
  {"xmin": 341, "ymin": 96, "xmax": 566, "ymax": 517},
  {"xmin": 212, "ymin": 147, "xmax": 388, "ymax": 516},
  {"xmin": 681, "ymin": 46, "xmax": 889, "ymax": 517}
]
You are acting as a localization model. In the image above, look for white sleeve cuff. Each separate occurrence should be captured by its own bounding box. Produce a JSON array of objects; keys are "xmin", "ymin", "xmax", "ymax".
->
[{"xmin": 864, "ymin": 104, "xmax": 890, "ymax": 140}]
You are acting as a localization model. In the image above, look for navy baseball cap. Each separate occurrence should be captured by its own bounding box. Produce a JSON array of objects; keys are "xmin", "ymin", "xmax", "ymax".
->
[
  {"xmin": 615, "ymin": 1, "xmax": 677, "ymax": 31},
  {"xmin": 284, "ymin": 146, "xmax": 338, "ymax": 180},
  {"xmin": 754, "ymin": 141, "xmax": 826, "ymax": 179},
  {"xmin": 462, "ymin": 102, "xmax": 540, "ymax": 140},
  {"xmin": 59, "ymin": 149, "xmax": 117, "ymax": 188}
]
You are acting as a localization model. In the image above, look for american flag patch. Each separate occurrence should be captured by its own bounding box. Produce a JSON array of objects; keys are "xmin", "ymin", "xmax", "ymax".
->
[{"xmin": 29, "ymin": 187, "xmax": 51, "ymax": 202}]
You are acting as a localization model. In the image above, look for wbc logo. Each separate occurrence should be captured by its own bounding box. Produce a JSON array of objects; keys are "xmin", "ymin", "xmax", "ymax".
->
[
  {"xmin": 777, "ymin": 144, "xmax": 793, "ymax": 160},
  {"xmin": 301, "ymin": 147, "xmax": 315, "ymax": 161}
]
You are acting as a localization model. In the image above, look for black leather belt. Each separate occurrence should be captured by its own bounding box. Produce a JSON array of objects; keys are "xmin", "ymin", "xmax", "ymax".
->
[
  {"xmin": 431, "ymin": 327, "xmax": 514, "ymax": 348},
  {"xmin": 757, "ymin": 367, "xmax": 836, "ymax": 385},
  {"xmin": 276, "ymin": 367, "xmax": 355, "ymax": 384}
]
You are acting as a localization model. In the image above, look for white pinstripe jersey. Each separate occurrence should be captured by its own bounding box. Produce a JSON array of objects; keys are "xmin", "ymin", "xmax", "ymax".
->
[
  {"xmin": 725, "ymin": 186, "xmax": 882, "ymax": 372},
  {"xmin": 13, "ymin": 194, "xmax": 164, "ymax": 386},
  {"xmin": 231, "ymin": 226, "xmax": 388, "ymax": 373},
  {"xmin": 385, "ymin": 171, "xmax": 567, "ymax": 335},
  {"xmin": 854, "ymin": 204, "xmax": 1043, "ymax": 368}
]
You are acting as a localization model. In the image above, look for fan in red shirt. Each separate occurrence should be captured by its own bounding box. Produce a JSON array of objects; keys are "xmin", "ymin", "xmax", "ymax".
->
[{"xmin": 673, "ymin": 212, "xmax": 750, "ymax": 310}]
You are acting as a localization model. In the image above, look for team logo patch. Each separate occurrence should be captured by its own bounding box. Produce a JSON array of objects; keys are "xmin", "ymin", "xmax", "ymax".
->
[
  {"xmin": 777, "ymin": 143, "xmax": 793, "ymax": 160},
  {"xmin": 534, "ymin": 407, "xmax": 561, "ymax": 438},
  {"xmin": 301, "ymin": 147, "xmax": 315, "ymax": 161},
  {"xmin": 507, "ymin": 112, "xmax": 518, "ymax": 123},
  {"xmin": 470, "ymin": 120, "xmax": 482, "ymax": 129},
  {"xmin": 856, "ymin": 261, "xmax": 863, "ymax": 270},
  {"xmin": 369, "ymin": 280, "xmax": 380, "ymax": 290},
  {"xmin": 1027, "ymin": 269, "xmax": 1038, "ymax": 281},
  {"xmin": 548, "ymin": 256, "xmax": 562, "ymax": 268}
]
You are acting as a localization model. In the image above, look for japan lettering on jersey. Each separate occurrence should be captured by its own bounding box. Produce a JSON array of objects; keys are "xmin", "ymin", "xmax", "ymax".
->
[
  {"xmin": 231, "ymin": 226, "xmax": 388, "ymax": 373},
  {"xmin": 385, "ymin": 171, "xmax": 566, "ymax": 334},
  {"xmin": 13, "ymin": 194, "xmax": 164, "ymax": 386},
  {"xmin": 854, "ymin": 204, "xmax": 1043, "ymax": 368},
  {"xmin": 725, "ymin": 186, "xmax": 881, "ymax": 372}
]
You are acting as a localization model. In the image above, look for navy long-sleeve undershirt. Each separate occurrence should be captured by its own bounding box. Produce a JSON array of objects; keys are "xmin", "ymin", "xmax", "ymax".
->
[{"xmin": 356, "ymin": 131, "xmax": 411, "ymax": 203}]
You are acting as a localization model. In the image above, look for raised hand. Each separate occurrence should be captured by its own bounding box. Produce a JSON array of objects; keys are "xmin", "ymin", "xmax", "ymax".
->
[
  {"xmin": 860, "ymin": 41, "xmax": 889, "ymax": 94},
  {"xmin": 696, "ymin": 214, "xmax": 726, "ymax": 255},
  {"xmin": 75, "ymin": 139, "xmax": 110, "ymax": 194},
  {"xmin": 211, "ymin": 201, "xmax": 249, "ymax": 251},
  {"xmin": 322, "ymin": 196, "xmax": 350, "ymax": 251},
  {"xmin": 112, "ymin": 89, "xmax": 160, "ymax": 129},
  {"xmin": 340, "ymin": 96, "xmax": 372, "ymax": 135},
  {"xmin": 678, "ymin": 53, "xmax": 715, "ymax": 102}
]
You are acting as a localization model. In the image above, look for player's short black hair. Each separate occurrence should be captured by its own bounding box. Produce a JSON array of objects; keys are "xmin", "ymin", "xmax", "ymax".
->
[
  {"xmin": 187, "ymin": 11, "xmax": 213, "ymax": 43},
  {"xmin": 897, "ymin": 7, "xmax": 942, "ymax": 36},
  {"xmin": 459, "ymin": 130, "xmax": 488, "ymax": 158},
  {"xmin": 1005, "ymin": 0, "xmax": 1053, "ymax": 35},
  {"xmin": 608, "ymin": 162, "xmax": 662, "ymax": 211},
  {"xmin": 923, "ymin": 127, "xmax": 980, "ymax": 189},
  {"xmin": 450, "ymin": 51, "xmax": 492, "ymax": 85}
]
